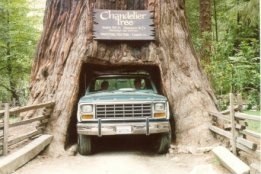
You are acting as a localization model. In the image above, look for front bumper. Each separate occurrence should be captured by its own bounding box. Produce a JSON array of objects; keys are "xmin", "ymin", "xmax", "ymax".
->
[{"xmin": 77, "ymin": 119, "xmax": 170, "ymax": 136}]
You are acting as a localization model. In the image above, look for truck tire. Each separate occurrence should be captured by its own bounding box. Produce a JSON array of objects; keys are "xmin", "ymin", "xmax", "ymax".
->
[
  {"xmin": 156, "ymin": 132, "xmax": 171, "ymax": 154},
  {"xmin": 78, "ymin": 134, "xmax": 92, "ymax": 155}
]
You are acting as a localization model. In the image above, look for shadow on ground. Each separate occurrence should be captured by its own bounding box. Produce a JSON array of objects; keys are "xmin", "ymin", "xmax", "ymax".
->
[{"xmin": 92, "ymin": 135, "xmax": 159, "ymax": 155}]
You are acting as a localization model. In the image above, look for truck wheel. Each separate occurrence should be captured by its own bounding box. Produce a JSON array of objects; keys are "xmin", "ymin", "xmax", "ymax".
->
[
  {"xmin": 156, "ymin": 132, "xmax": 171, "ymax": 154},
  {"xmin": 78, "ymin": 134, "xmax": 92, "ymax": 155}
]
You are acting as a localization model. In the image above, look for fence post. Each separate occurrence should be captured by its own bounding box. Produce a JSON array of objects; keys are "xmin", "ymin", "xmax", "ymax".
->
[
  {"xmin": 3, "ymin": 103, "xmax": 10, "ymax": 155},
  {"xmin": 237, "ymin": 93, "xmax": 243, "ymax": 111},
  {"xmin": 12, "ymin": 98, "xmax": 16, "ymax": 107},
  {"xmin": 230, "ymin": 93, "xmax": 237, "ymax": 154}
]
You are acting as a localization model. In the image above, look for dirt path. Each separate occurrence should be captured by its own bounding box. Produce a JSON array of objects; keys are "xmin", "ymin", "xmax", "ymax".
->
[
  {"xmin": 14, "ymin": 151, "xmax": 228, "ymax": 174},
  {"xmin": 13, "ymin": 135, "xmax": 228, "ymax": 174}
]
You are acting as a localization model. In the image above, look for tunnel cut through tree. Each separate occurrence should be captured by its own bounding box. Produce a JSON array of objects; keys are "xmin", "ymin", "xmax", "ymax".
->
[
  {"xmin": 65, "ymin": 63, "xmax": 164, "ymax": 147},
  {"xmin": 28, "ymin": 0, "xmax": 218, "ymax": 155}
]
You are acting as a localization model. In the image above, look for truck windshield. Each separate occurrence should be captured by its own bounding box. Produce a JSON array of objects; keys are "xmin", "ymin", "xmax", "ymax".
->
[{"xmin": 89, "ymin": 76, "xmax": 154, "ymax": 92}]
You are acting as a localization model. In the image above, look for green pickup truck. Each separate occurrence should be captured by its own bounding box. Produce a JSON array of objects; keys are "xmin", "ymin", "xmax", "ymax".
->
[{"xmin": 77, "ymin": 72, "xmax": 172, "ymax": 155}]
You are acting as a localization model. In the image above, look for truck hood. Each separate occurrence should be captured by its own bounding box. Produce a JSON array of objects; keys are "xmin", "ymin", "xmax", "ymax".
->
[{"xmin": 79, "ymin": 90, "xmax": 167, "ymax": 103}]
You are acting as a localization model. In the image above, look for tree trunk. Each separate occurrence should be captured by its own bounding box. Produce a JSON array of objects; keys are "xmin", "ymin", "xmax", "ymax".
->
[
  {"xmin": 199, "ymin": 0, "xmax": 212, "ymax": 63},
  {"xmin": 28, "ymin": 0, "xmax": 218, "ymax": 156},
  {"xmin": 199, "ymin": 0, "xmax": 211, "ymax": 33},
  {"xmin": 213, "ymin": 0, "xmax": 218, "ymax": 41}
]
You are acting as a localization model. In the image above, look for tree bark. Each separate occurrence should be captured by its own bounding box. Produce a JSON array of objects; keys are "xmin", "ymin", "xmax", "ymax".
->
[
  {"xmin": 199, "ymin": 0, "xmax": 211, "ymax": 33},
  {"xmin": 28, "ymin": 0, "xmax": 218, "ymax": 156},
  {"xmin": 199, "ymin": 0, "xmax": 212, "ymax": 63}
]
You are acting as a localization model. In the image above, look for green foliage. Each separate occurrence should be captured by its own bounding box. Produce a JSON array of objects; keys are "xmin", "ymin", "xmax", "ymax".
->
[
  {"xmin": 0, "ymin": 0, "xmax": 42, "ymax": 104},
  {"xmin": 186, "ymin": 0, "xmax": 260, "ymax": 109}
]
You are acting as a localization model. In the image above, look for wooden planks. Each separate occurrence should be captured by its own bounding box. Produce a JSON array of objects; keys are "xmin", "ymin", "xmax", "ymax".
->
[
  {"xmin": 224, "ymin": 123, "xmax": 245, "ymax": 130},
  {"xmin": 9, "ymin": 115, "xmax": 47, "ymax": 128},
  {"xmin": 0, "ymin": 130, "xmax": 42, "ymax": 149},
  {"xmin": 0, "ymin": 101, "xmax": 54, "ymax": 156},
  {"xmin": 237, "ymin": 137, "xmax": 257, "ymax": 151},
  {"xmin": 237, "ymin": 144, "xmax": 261, "ymax": 159},
  {"xmin": 208, "ymin": 111, "xmax": 230, "ymax": 122},
  {"xmin": 209, "ymin": 125, "xmax": 257, "ymax": 150},
  {"xmin": 0, "ymin": 135, "xmax": 53, "ymax": 174},
  {"xmin": 209, "ymin": 102, "xmax": 260, "ymax": 158},
  {"xmin": 242, "ymin": 129, "xmax": 261, "ymax": 139},
  {"xmin": 235, "ymin": 113, "xmax": 261, "ymax": 121},
  {"xmin": 209, "ymin": 125, "xmax": 231, "ymax": 139},
  {"xmin": 8, "ymin": 130, "xmax": 42, "ymax": 147},
  {"xmin": 230, "ymin": 93, "xmax": 237, "ymax": 154},
  {"xmin": 3, "ymin": 104, "xmax": 9, "ymax": 156},
  {"xmin": 212, "ymin": 146, "xmax": 250, "ymax": 174},
  {"xmin": 0, "ymin": 101, "xmax": 54, "ymax": 115}
]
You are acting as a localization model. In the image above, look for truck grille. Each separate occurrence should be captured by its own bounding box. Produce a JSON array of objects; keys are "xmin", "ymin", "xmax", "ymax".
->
[{"xmin": 95, "ymin": 103, "xmax": 152, "ymax": 119}]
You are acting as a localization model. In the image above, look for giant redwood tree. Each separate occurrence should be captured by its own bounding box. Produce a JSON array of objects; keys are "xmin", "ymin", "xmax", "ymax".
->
[{"xmin": 28, "ymin": 0, "xmax": 218, "ymax": 155}]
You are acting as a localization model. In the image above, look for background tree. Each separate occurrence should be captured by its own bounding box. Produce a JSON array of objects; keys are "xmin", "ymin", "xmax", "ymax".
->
[
  {"xmin": 0, "ymin": 0, "xmax": 41, "ymax": 105},
  {"xmin": 199, "ymin": 0, "xmax": 211, "ymax": 33},
  {"xmin": 28, "ymin": 0, "xmax": 218, "ymax": 155},
  {"xmin": 199, "ymin": 0, "xmax": 212, "ymax": 63},
  {"xmin": 186, "ymin": 0, "xmax": 260, "ymax": 109}
]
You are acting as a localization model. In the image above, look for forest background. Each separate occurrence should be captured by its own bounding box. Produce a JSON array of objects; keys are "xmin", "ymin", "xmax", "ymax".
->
[{"xmin": 0, "ymin": 0, "xmax": 259, "ymax": 110}]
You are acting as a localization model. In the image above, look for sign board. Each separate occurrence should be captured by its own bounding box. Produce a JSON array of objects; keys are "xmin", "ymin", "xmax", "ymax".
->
[{"xmin": 93, "ymin": 9, "xmax": 155, "ymax": 40}]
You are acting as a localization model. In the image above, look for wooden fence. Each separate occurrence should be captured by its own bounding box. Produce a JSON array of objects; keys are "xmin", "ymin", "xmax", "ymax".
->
[
  {"xmin": 0, "ymin": 101, "xmax": 55, "ymax": 156},
  {"xmin": 209, "ymin": 93, "xmax": 260, "ymax": 158},
  {"xmin": 0, "ymin": 98, "xmax": 19, "ymax": 110}
]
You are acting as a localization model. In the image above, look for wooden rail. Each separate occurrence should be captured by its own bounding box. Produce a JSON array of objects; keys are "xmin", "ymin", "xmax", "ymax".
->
[
  {"xmin": 0, "ymin": 101, "xmax": 55, "ymax": 156},
  {"xmin": 235, "ymin": 113, "xmax": 261, "ymax": 121},
  {"xmin": 0, "ymin": 102, "xmax": 54, "ymax": 115},
  {"xmin": 209, "ymin": 93, "xmax": 260, "ymax": 157},
  {"xmin": 242, "ymin": 129, "xmax": 261, "ymax": 139}
]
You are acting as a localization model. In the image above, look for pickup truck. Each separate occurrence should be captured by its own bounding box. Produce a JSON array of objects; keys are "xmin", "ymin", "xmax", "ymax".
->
[{"xmin": 77, "ymin": 72, "xmax": 172, "ymax": 155}]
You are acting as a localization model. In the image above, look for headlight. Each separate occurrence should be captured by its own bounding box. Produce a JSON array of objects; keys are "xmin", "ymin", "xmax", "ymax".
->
[
  {"xmin": 154, "ymin": 103, "xmax": 165, "ymax": 111},
  {"xmin": 81, "ymin": 105, "xmax": 93, "ymax": 113}
]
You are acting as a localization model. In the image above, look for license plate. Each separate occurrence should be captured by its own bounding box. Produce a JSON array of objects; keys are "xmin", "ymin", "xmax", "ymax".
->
[{"xmin": 116, "ymin": 126, "xmax": 132, "ymax": 134}]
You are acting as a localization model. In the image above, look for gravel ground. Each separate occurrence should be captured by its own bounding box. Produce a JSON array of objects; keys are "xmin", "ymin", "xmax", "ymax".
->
[
  {"xmin": 14, "ymin": 152, "xmax": 228, "ymax": 174},
  {"xmin": 14, "ymin": 135, "xmax": 228, "ymax": 174}
]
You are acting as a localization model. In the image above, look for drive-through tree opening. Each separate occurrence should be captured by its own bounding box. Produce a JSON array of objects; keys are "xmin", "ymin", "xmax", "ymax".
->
[{"xmin": 65, "ymin": 62, "xmax": 170, "ymax": 148}]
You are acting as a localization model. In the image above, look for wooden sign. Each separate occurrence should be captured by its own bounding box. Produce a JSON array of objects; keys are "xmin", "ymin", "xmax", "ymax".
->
[{"xmin": 93, "ymin": 9, "xmax": 155, "ymax": 40}]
